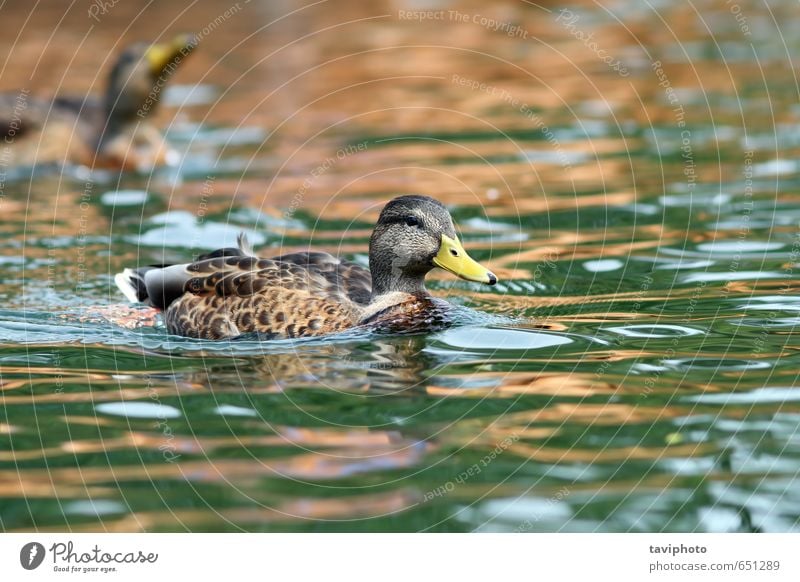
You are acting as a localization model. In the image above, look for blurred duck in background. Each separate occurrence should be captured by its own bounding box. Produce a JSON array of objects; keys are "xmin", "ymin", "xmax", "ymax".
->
[{"xmin": 0, "ymin": 34, "xmax": 197, "ymax": 172}]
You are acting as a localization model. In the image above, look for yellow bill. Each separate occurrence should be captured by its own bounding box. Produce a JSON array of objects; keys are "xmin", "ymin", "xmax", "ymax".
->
[
  {"xmin": 145, "ymin": 34, "xmax": 198, "ymax": 74},
  {"xmin": 433, "ymin": 234, "xmax": 497, "ymax": 285}
]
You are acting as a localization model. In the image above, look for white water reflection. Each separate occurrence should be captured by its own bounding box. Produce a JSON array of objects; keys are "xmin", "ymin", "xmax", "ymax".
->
[
  {"xmin": 95, "ymin": 401, "xmax": 182, "ymax": 419},
  {"xmin": 605, "ymin": 325, "xmax": 703, "ymax": 338},
  {"xmin": 688, "ymin": 387, "xmax": 800, "ymax": 404}
]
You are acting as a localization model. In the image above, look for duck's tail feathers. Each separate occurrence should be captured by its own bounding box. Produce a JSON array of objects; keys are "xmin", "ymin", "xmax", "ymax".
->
[
  {"xmin": 114, "ymin": 232, "xmax": 255, "ymax": 309},
  {"xmin": 114, "ymin": 264, "xmax": 190, "ymax": 310},
  {"xmin": 114, "ymin": 267, "xmax": 152, "ymax": 304}
]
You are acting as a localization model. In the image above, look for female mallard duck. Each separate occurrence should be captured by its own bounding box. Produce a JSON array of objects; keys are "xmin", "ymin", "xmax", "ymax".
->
[
  {"xmin": 0, "ymin": 34, "xmax": 196, "ymax": 171},
  {"xmin": 115, "ymin": 195, "xmax": 497, "ymax": 340}
]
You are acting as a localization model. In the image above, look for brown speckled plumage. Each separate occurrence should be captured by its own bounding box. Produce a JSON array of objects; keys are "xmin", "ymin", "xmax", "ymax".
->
[
  {"xmin": 116, "ymin": 195, "xmax": 498, "ymax": 340},
  {"xmin": 164, "ymin": 252, "xmax": 368, "ymax": 339}
]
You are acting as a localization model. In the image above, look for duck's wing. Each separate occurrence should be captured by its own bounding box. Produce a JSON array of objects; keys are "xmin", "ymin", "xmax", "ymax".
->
[
  {"xmin": 0, "ymin": 92, "xmax": 100, "ymax": 145},
  {"xmin": 271, "ymin": 251, "xmax": 372, "ymax": 305},
  {"xmin": 52, "ymin": 95, "xmax": 104, "ymax": 138},
  {"xmin": 166, "ymin": 252, "xmax": 365, "ymax": 339},
  {"xmin": 182, "ymin": 252, "xmax": 370, "ymax": 305},
  {"xmin": 114, "ymin": 235, "xmax": 255, "ymax": 309},
  {"xmin": 50, "ymin": 95, "xmax": 103, "ymax": 118},
  {"xmin": 115, "ymin": 233, "xmax": 373, "ymax": 339}
]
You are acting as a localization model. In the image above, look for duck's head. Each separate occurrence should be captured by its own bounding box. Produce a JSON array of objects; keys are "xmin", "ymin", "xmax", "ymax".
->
[
  {"xmin": 104, "ymin": 34, "xmax": 198, "ymax": 123},
  {"xmin": 368, "ymin": 195, "xmax": 497, "ymax": 296}
]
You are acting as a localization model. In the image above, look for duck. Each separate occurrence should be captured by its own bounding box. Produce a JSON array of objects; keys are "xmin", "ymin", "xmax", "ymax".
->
[
  {"xmin": 0, "ymin": 34, "xmax": 196, "ymax": 171},
  {"xmin": 114, "ymin": 195, "xmax": 498, "ymax": 340}
]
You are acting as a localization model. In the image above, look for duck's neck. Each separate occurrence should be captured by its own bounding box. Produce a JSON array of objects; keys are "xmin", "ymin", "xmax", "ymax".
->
[
  {"xmin": 102, "ymin": 65, "xmax": 157, "ymax": 130},
  {"xmin": 369, "ymin": 254, "xmax": 429, "ymax": 299},
  {"xmin": 97, "ymin": 85, "xmax": 151, "ymax": 151},
  {"xmin": 103, "ymin": 91, "xmax": 150, "ymax": 128}
]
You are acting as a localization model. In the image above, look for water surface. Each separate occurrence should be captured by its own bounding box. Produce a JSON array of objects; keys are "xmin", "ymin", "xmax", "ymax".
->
[{"xmin": 1, "ymin": 0, "xmax": 799, "ymax": 532}]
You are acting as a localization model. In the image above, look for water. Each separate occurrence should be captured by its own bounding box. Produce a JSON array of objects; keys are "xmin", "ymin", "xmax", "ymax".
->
[{"xmin": 2, "ymin": 0, "xmax": 800, "ymax": 532}]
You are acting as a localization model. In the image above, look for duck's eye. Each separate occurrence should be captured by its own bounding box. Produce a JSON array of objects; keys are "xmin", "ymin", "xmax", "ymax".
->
[{"xmin": 404, "ymin": 216, "xmax": 421, "ymax": 227}]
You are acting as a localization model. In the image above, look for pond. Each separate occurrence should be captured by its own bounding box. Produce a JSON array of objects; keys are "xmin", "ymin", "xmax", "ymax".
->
[{"xmin": 1, "ymin": 0, "xmax": 799, "ymax": 532}]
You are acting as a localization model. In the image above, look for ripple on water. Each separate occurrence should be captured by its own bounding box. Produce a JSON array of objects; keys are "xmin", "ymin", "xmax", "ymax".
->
[
  {"xmin": 659, "ymin": 240, "xmax": 787, "ymax": 259},
  {"xmin": 2, "ymin": 0, "xmax": 799, "ymax": 536},
  {"xmin": 695, "ymin": 241, "xmax": 785, "ymax": 253},
  {"xmin": 688, "ymin": 387, "xmax": 800, "ymax": 404},
  {"xmin": 213, "ymin": 405, "xmax": 258, "ymax": 417},
  {"xmin": 427, "ymin": 326, "xmax": 574, "ymax": 355},
  {"xmin": 605, "ymin": 324, "xmax": 704, "ymax": 338},
  {"xmin": 653, "ymin": 259, "xmax": 715, "ymax": 270},
  {"xmin": 100, "ymin": 190, "xmax": 149, "ymax": 206},
  {"xmin": 169, "ymin": 124, "xmax": 267, "ymax": 146},
  {"xmin": 730, "ymin": 316, "xmax": 800, "ymax": 328},
  {"xmin": 64, "ymin": 499, "xmax": 127, "ymax": 516},
  {"xmin": 660, "ymin": 457, "xmax": 716, "ymax": 476},
  {"xmin": 664, "ymin": 358, "xmax": 771, "ymax": 371},
  {"xmin": 698, "ymin": 506, "xmax": 745, "ymax": 533},
  {"xmin": 708, "ymin": 482, "xmax": 800, "ymax": 533},
  {"xmin": 681, "ymin": 270, "xmax": 786, "ymax": 283},
  {"xmin": 659, "ymin": 192, "xmax": 731, "ymax": 207},
  {"xmin": 583, "ymin": 259, "xmax": 624, "ymax": 272},
  {"xmin": 459, "ymin": 496, "xmax": 573, "ymax": 532},
  {"xmin": 134, "ymin": 211, "xmax": 266, "ymax": 250},
  {"xmin": 461, "ymin": 217, "xmax": 519, "ymax": 232},
  {"xmin": 95, "ymin": 402, "xmax": 182, "ymax": 419},
  {"xmin": 737, "ymin": 297, "xmax": 800, "ymax": 312},
  {"xmin": 521, "ymin": 149, "xmax": 591, "ymax": 165},
  {"xmin": 752, "ymin": 159, "xmax": 797, "ymax": 177},
  {"xmin": 162, "ymin": 84, "xmax": 218, "ymax": 107}
]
